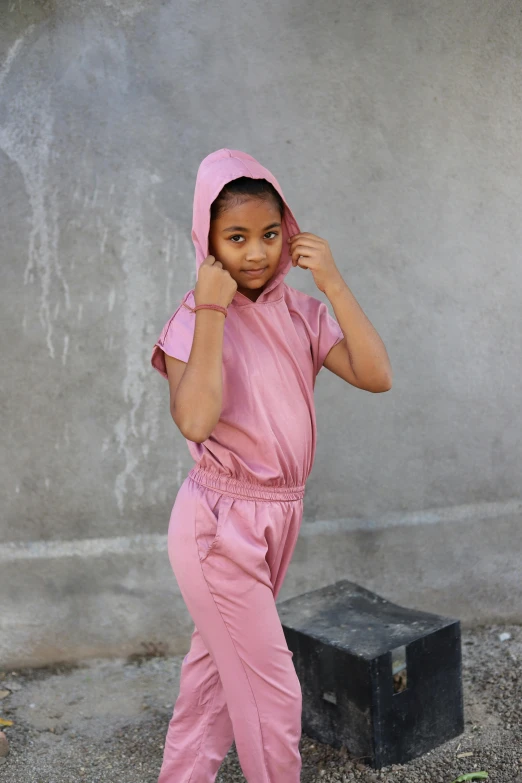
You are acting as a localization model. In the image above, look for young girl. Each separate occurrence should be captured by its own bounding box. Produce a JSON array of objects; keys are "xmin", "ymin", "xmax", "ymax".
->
[{"xmin": 151, "ymin": 148, "xmax": 392, "ymax": 783}]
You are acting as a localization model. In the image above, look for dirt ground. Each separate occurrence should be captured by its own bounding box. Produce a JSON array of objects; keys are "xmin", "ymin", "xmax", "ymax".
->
[{"xmin": 0, "ymin": 624, "xmax": 520, "ymax": 783}]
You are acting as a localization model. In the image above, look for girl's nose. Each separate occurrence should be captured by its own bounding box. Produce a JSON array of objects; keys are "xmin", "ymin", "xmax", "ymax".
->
[{"xmin": 246, "ymin": 242, "xmax": 267, "ymax": 261}]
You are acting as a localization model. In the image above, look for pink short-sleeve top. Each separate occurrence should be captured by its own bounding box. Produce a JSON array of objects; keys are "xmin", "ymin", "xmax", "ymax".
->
[{"xmin": 151, "ymin": 149, "xmax": 344, "ymax": 489}]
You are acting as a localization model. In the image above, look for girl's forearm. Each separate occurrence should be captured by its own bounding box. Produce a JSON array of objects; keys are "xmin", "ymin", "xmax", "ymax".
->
[
  {"xmin": 324, "ymin": 277, "xmax": 393, "ymax": 387},
  {"xmin": 173, "ymin": 310, "xmax": 225, "ymax": 443}
]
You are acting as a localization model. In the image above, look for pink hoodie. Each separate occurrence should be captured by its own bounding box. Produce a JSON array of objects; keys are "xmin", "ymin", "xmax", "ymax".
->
[{"xmin": 151, "ymin": 148, "xmax": 344, "ymax": 488}]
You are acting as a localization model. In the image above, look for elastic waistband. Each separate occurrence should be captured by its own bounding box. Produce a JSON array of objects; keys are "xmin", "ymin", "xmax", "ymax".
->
[{"xmin": 187, "ymin": 466, "xmax": 306, "ymax": 501}]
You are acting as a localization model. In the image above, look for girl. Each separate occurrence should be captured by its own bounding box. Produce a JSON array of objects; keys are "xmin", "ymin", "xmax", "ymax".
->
[{"xmin": 151, "ymin": 148, "xmax": 392, "ymax": 783}]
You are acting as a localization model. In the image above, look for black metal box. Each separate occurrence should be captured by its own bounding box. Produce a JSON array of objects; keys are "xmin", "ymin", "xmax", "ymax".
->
[{"xmin": 277, "ymin": 580, "xmax": 464, "ymax": 769}]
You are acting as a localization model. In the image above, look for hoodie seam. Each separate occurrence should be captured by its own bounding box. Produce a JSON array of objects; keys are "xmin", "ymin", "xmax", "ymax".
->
[
  {"xmin": 230, "ymin": 153, "xmax": 254, "ymax": 177},
  {"xmin": 232, "ymin": 295, "xmax": 284, "ymax": 308}
]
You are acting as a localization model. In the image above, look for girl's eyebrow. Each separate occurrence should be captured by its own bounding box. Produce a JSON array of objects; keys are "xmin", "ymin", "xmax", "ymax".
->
[{"xmin": 221, "ymin": 222, "xmax": 281, "ymax": 233}]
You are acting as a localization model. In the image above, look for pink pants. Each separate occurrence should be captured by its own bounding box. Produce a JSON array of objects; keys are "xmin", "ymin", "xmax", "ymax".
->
[{"xmin": 157, "ymin": 465, "xmax": 305, "ymax": 783}]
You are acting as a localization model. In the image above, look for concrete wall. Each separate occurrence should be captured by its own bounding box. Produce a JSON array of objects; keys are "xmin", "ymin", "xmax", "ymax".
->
[{"xmin": 1, "ymin": 0, "xmax": 521, "ymax": 667}]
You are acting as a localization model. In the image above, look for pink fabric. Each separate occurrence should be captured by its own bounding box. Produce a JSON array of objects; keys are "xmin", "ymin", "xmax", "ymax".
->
[
  {"xmin": 152, "ymin": 149, "xmax": 344, "ymax": 782},
  {"xmin": 158, "ymin": 469, "xmax": 304, "ymax": 783},
  {"xmin": 151, "ymin": 148, "xmax": 344, "ymax": 487}
]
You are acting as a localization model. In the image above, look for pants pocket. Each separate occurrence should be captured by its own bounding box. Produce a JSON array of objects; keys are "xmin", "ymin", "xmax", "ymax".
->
[{"xmin": 194, "ymin": 493, "xmax": 234, "ymax": 563}]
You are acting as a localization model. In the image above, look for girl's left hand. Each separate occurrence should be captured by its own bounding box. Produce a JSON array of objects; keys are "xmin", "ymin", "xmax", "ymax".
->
[{"xmin": 287, "ymin": 232, "xmax": 344, "ymax": 295}]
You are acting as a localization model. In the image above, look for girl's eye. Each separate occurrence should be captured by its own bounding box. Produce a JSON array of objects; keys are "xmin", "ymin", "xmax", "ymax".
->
[{"xmin": 228, "ymin": 232, "xmax": 278, "ymax": 243}]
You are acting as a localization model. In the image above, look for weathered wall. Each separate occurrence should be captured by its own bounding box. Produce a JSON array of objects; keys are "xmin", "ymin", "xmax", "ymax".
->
[{"xmin": 1, "ymin": 0, "xmax": 521, "ymax": 666}]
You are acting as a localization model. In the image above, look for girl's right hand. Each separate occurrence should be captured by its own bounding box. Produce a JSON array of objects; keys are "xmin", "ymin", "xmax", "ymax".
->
[{"xmin": 195, "ymin": 255, "xmax": 238, "ymax": 309}]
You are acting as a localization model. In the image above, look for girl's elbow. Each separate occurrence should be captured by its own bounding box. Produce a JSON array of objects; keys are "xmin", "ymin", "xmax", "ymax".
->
[
  {"xmin": 374, "ymin": 372, "xmax": 393, "ymax": 392},
  {"xmin": 170, "ymin": 407, "xmax": 215, "ymax": 443},
  {"xmin": 186, "ymin": 427, "xmax": 211, "ymax": 444}
]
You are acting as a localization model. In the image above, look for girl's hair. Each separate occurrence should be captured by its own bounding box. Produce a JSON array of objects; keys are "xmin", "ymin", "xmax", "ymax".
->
[{"xmin": 210, "ymin": 177, "xmax": 284, "ymax": 221}]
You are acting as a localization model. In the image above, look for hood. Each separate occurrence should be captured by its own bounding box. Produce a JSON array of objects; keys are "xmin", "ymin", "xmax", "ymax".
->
[{"xmin": 191, "ymin": 148, "xmax": 301, "ymax": 306}]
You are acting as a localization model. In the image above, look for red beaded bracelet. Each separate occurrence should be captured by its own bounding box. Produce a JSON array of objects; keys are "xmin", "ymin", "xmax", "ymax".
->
[{"xmin": 192, "ymin": 303, "xmax": 228, "ymax": 318}]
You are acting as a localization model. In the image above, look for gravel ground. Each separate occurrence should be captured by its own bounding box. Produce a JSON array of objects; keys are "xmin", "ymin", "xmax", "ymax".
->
[{"xmin": 0, "ymin": 624, "xmax": 520, "ymax": 783}]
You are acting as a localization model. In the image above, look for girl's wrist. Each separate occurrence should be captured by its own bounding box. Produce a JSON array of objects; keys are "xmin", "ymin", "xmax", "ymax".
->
[{"xmin": 194, "ymin": 304, "xmax": 228, "ymax": 318}]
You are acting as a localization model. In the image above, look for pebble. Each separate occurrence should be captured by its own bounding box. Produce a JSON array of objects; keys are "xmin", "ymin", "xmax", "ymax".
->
[
  {"xmin": 0, "ymin": 731, "xmax": 9, "ymax": 757},
  {"xmin": 2, "ymin": 681, "xmax": 22, "ymax": 692}
]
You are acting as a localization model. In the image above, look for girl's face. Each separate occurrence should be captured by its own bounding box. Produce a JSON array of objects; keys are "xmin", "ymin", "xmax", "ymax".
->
[{"xmin": 208, "ymin": 196, "xmax": 283, "ymax": 302}]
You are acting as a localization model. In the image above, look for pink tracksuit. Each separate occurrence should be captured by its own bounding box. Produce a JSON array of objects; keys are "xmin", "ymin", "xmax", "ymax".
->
[{"xmin": 151, "ymin": 149, "xmax": 344, "ymax": 782}]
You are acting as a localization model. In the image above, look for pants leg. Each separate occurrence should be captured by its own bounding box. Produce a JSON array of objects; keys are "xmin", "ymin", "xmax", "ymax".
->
[
  {"xmin": 158, "ymin": 625, "xmax": 233, "ymax": 783},
  {"xmin": 157, "ymin": 469, "xmax": 305, "ymax": 783}
]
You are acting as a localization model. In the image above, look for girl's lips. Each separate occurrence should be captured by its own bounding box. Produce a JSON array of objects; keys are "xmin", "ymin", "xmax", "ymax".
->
[{"xmin": 243, "ymin": 267, "xmax": 268, "ymax": 278}]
